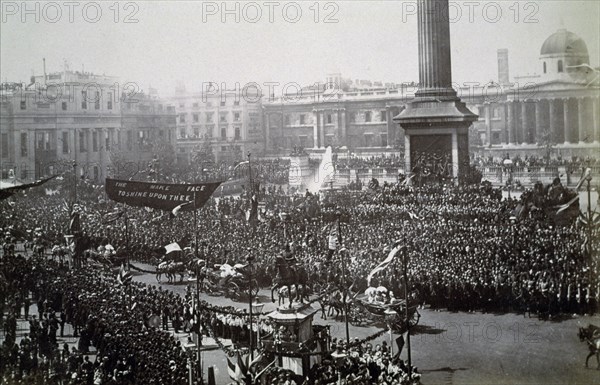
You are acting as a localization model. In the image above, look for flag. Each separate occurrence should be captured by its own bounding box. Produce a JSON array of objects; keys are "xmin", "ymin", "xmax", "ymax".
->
[
  {"xmin": 171, "ymin": 201, "xmax": 193, "ymax": 217},
  {"xmin": 328, "ymin": 220, "xmax": 340, "ymax": 251},
  {"xmin": 254, "ymin": 359, "xmax": 277, "ymax": 381},
  {"xmin": 103, "ymin": 210, "xmax": 124, "ymax": 224},
  {"xmin": 367, "ymin": 240, "xmax": 403, "ymax": 285},
  {"xmin": 64, "ymin": 235, "xmax": 75, "ymax": 252},
  {"xmin": 407, "ymin": 211, "xmax": 420, "ymax": 220},
  {"xmin": 226, "ymin": 353, "xmax": 245, "ymax": 383},
  {"xmin": 555, "ymin": 195, "xmax": 579, "ymax": 215},
  {"xmin": 69, "ymin": 205, "xmax": 81, "ymax": 235},
  {"xmin": 165, "ymin": 242, "xmax": 182, "ymax": 254},
  {"xmin": 117, "ymin": 264, "xmax": 132, "ymax": 286},
  {"xmin": 575, "ymin": 168, "xmax": 592, "ymax": 190}
]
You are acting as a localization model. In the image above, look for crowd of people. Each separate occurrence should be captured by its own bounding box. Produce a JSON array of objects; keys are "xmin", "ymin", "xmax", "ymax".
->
[
  {"xmin": 1, "ymin": 254, "xmax": 189, "ymax": 384},
  {"xmin": 1, "ymin": 156, "xmax": 598, "ymax": 383}
]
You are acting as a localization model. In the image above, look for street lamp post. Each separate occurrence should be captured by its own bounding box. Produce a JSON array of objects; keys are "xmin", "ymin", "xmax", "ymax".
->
[
  {"xmin": 72, "ymin": 160, "xmax": 77, "ymax": 204},
  {"xmin": 384, "ymin": 309, "xmax": 398, "ymax": 357},
  {"xmin": 402, "ymin": 242, "xmax": 412, "ymax": 378},
  {"xmin": 193, "ymin": 190, "xmax": 204, "ymax": 385},
  {"xmin": 503, "ymin": 159, "xmax": 513, "ymax": 199},
  {"xmin": 246, "ymin": 254, "xmax": 255, "ymax": 361},
  {"xmin": 251, "ymin": 302, "xmax": 265, "ymax": 350},
  {"xmin": 336, "ymin": 213, "xmax": 351, "ymax": 345}
]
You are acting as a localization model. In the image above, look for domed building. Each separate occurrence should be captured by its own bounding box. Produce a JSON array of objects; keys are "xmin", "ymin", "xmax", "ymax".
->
[{"xmin": 540, "ymin": 29, "xmax": 591, "ymax": 81}]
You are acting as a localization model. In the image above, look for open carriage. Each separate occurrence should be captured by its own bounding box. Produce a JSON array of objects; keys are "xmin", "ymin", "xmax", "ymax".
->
[
  {"xmin": 194, "ymin": 263, "xmax": 259, "ymax": 301},
  {"xmin": 349, "ymin": 292, "xmax": 420, "ymax": 330}
]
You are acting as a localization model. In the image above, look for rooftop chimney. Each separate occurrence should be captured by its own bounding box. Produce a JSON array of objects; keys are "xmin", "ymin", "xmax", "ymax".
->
[{"xmin": 497, "ymin": 49, "xmax": 509, "ymax": 85}]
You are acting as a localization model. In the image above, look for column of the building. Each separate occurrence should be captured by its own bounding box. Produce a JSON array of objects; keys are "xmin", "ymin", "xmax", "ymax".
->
[
  {"xmin": 69, "ymin": 128, "xmax": 76, "ymax": 164},
  {"xmin": 340, "ymin": 108, "xmax": 347, "ymax": 146},
  {"xmin": 264, "ymin": 112, "xmax": 270, "ymax": 150},
  {"xmin": 386, "ymin": 106, "xmax": 394, "ymax": 147},
  {"xmin": 578, "ymin": 98, "xmax": 586, "ymax": 143},
  {"xmin": 28, "ymin": 129, "xmax": 36, "ymax": 179},
  {"xmin": 87, "ymin": 128, "xmax": 93, "ymax": 167},
  {"xmin": 319, "ymin": 110, "xmax": 325, "ymax": 148},
  {"xmin": 484, "ymin": 103, "xmax": 492, "ymax": 146},
  {"xmin": 563, "ymin": 98, "xmax": 571, "ymax": 144},
  {"xmin": 506, "ymin": 101, "xmax": 515, "ymax": 145},
  {"xmin": 549, "ymin": 99, "xmax": 558, "ymax": 144},
  {"xmin": 404, "ymin": 134, "xmax": 411, "ymax": 180},
  {"xmin": 312, "ymin": 109, "xmax": 319, "ymax": 148},
  {"xmin": 521, "ymin": 102, "xmax": 529, "ymax": 144},
  {"xmin": 534, "ymin": 100, "xmax": 542, "ymax": 144},
  {"xmin": 99, "ymin": 128, "xmax": 106, "ymax": 181},
  {"xmin": 593, "ymin": 97, "xmax": 600, "ymax": 143}
]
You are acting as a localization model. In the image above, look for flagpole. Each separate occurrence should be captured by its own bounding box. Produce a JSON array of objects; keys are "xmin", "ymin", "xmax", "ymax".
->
[
  {"xmin": 403, "ymin": 236, "xmax": 412, "ymax": 378},
  {"xmin": 337, "ymin": 214, "xmax": 350, "ymax": 344},
  {"xmin": 193, "ymin": 189, "xmax": 204, "ymax": 385}
]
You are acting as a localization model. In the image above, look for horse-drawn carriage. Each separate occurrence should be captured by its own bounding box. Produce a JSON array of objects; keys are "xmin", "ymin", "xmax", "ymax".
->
[
  {"xmin": 348, "ymin": 288, "xmax": 420, "ymax": 330},
  {"xmin": 195, "ymin": 263, "xmax": 259, "ymax": 301}
]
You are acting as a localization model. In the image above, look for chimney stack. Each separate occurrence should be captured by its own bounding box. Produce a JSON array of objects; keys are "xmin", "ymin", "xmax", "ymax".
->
[{"xmin": 497, "ymin": 49, "xmax": 509, "ymax": 85}]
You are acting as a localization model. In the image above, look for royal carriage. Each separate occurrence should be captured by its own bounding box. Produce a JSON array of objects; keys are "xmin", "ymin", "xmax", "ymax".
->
[
  {"xmin": 194, "ymin": 262, "xmax": 259, "ymax": 301},
  {"xmin": 348, "ymin": 288, "xmax": 421, "ymax": 330}
]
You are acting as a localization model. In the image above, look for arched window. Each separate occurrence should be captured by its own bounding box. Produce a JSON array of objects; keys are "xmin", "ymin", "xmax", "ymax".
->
[
  {"xmin": 558, "ymin": 60, "xmax": 563, "ymax": 73},
  {"xmin": 543, "ymin": 62, "xmax": 547, "ymax": 74}
]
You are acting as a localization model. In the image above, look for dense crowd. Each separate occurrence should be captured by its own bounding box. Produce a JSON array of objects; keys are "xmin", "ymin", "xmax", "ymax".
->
[
  {"xmin": 1, "ymin": 255, "xmax": 189, "ymax": 384},
  {"xmin": 473, "ymin": 154, "xmax": 600, "ymax": 169},
  {"xmin": 1, "ymin": 166, "xmax": 598, "ymax": 383}
]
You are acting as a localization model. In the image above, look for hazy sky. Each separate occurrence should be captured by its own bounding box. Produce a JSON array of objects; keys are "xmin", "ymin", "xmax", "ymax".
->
[{"xmin": 1, "ymin": 1, "xmax": 598, "ymax": 96}]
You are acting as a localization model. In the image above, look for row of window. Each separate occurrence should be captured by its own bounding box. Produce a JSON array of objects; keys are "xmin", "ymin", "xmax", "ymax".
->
[
  {"xmin": 19, "ymin": 91, "xmax": 115, "ymax": 111},
  {"xmin": 179, "ymin": 100, "xmax": 240, "ymax": 109},
  {"xmin": 179, "ymin": 127, "xmax": 241, "ymax": 140},
  {"xmin": 179, "ymin": 112, "xmax": 241, "ymax": 124},
  {"xmin": 284, "ymin": 111, "xmax": 389, "ymax": 126},
  {"xmin": 3, "ymin": 129, "xmax": 171, "ymax": 158}
]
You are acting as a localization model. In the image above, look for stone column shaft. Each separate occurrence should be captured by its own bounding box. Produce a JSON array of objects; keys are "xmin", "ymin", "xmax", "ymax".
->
[
  {"xmin": 521, "ymin": 102, "xmax": 529, "ymax": 144},
  {"xmin": 578, "ymin": 98, "xmax": 586, "ymax": 143},
  {"xmin": 594, "ymin": 97, "xmax": 600, "ymax": 143},
  {"xmin": 416, "ymin": 0, "xmax": 455, "ymax": 98},
  {"xmin": 563, "ymin": 98, "xmax": 571, "ymax": 144},
  {"xmin": 506, "ymin": 102, "xmax": 515, "ymax": 145},
  {"xmin": 534, "ymin": 101, "xmax": 541, "ymax": 144},
  {"xmin": 265, "ymin": 113, "xmax": 270, "ymax": 150},
  {"xmin": 485, "ymin": 104, "xmax": 492, "ymax": 145},
  {"xmin": 313, "ymin": 110, "xmax": 319, "ymax": 148},
  {"xmin": 549, "ymin": 99, "xmax": 558, "ymax": 143}
]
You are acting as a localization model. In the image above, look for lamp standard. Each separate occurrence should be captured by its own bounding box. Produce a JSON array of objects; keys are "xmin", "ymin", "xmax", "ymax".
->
[
  {"xmin": 246, "ymin": 254, "xmax": 256, "ymax": 361},
  {"xmin": 402, "ymin": 242, "xmax": 412, "ymax": 378},
  {"xmin": 503, "ymin": 159, "xmax": 513, "ymax": 199},
  {"xmin": 384, "ymin": 309, "xmax": 398, "ymax": 356},
  {"xmin": 72, "ymin": 160, "xmax": 77, "ymax": 204},
  {"xmin": 251, "ymin": 301, "xmax": 265, "ymax": 350}
]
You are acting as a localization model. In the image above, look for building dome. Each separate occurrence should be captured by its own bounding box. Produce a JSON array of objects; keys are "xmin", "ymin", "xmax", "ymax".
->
[{"xmin": 540, "ymin": 29, "xmax": 588, "ymax": 57}]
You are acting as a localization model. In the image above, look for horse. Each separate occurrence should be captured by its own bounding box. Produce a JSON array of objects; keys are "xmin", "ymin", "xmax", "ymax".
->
[
  {"xmin": 578, "ymin": 324, "xmax": 600, "ymax": 369},
  {"xmin": 271, "ymin": 256, "xmax": 308, "ymax": 306},
  {"xmin": 156, "ymin": 261, "xmax": 186, "ymax": 284}
]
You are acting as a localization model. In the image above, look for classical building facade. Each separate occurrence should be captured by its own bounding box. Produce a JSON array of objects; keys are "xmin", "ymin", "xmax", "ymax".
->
[
  {"xmin": 166, "ymin": 88, "xmax": 263, "ymax": 164},
  {"xmin": 263, "ymin": 28, "xmax": 599, "ymax": 160},
  {"xmin": 0, "ymin": 70, "xmax": 176, "ymax": 182}
]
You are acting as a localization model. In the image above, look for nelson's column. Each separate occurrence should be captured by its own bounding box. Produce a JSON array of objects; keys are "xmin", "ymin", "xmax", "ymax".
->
[{"xmin": 394, "ymin": 0, "xmax": 478, "ymax": 183}]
